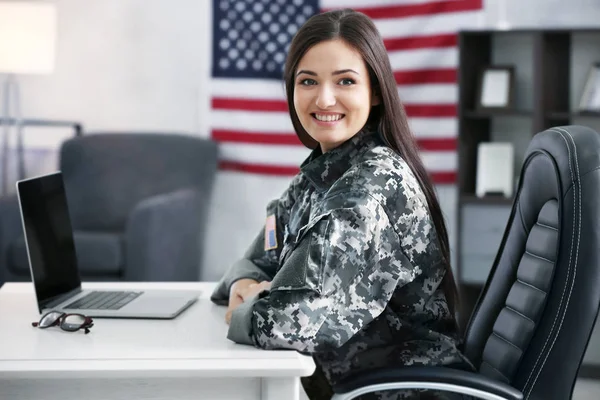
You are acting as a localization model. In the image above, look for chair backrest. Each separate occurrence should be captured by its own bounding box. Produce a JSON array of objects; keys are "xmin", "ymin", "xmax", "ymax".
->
[
  {"xmin": 59, "ymin": 132, "xmax": 218, "ymax": 231},
  {"xmin": 462, "ymin": 125, "xmax": 600, "ymax": 400}
]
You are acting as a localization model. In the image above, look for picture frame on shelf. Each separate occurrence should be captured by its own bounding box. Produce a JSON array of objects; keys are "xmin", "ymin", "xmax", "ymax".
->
[
  {"xmin": 476, "ymin": 142, "xmax": 514, "ymax": 199},
  {"xmin": 476, "ymin": 65, "xmax": 515, "ymax": 111},
  {"xmin": 578, "ymin": 63, "xmax": 600, "ymax": 114}
]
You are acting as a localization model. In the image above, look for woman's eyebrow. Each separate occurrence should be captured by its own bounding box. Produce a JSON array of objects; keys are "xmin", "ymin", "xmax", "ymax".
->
[
  {"xmin": 296, "ymin": 69, "xmax": 317, "ymax": 77},
  {"xmin": 332, "ymin": 69, "xmax": 359, "ymax": 76},
  {"xmin": 296, "ymin": 68, "xmax": 359, "ymax": 77}
]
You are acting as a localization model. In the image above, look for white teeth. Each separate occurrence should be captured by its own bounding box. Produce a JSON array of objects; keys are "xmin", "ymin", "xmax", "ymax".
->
[{"xmin": 315, "ymin": 114, "xmax": 343, "ymax": 122}]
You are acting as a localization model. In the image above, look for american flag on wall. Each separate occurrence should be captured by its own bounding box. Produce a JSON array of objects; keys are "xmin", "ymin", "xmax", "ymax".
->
[{"xmin": 210, "ymin": 0, "xmax": 483, "ymax": 184}]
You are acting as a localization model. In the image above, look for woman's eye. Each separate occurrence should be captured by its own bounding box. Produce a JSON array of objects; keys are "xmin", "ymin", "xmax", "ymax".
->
[
  {"xmin": 339, "ymin": 78, "xmax": 355, "ymax": 86},
  {"xmin": 299, "ymin": 78, "xmax": 317, "ymax": 86}
]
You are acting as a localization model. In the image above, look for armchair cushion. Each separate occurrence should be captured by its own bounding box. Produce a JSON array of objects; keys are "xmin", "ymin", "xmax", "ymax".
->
[
  {"xmin": 0, "ymin": 194, "xmax": 23, "ymax": 281},
  {"xmin": 70, "ymin": 232, "xmax": 124, "ymax": 276},
  {"xmin": 124, "ymin": 187, "xmax": 204, "ymax": 281},
  {"xmin": 7, "ymin": 237, "xmax": 28, "ymax": 276},
  {"xmin": 8, "ymin": 232, "xmax": 124, "ymax": 277}
]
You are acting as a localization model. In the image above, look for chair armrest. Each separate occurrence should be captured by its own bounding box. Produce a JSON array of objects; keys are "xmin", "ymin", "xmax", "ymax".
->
[
  {"xmin": 125, "ymin": 188, "xmax": 205, "ymax": 281},
  {"xmin": 331, "ymin": 366, "xmax": 523, "ymax": 400},
  {"xmin": 0, "ymin": 194, "xmax": 25, "ymax": 282}
]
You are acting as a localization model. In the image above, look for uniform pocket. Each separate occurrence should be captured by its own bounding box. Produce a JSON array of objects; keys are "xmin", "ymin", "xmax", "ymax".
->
[
  {"xmin": 270, "ymin": 234, "xmax": 310, "ymax": 290},
  {"xmin": 271, "ymin": 214, "xmax": 330, "ymax": 294}
]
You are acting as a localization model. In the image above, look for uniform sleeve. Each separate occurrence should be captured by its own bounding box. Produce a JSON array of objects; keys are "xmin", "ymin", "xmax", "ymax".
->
[
  {"xmin": 227, "ymin": 198, "xmax": 422, "ymax": 353},
  {"xmin": 209, "ymin": 226, "xmax": 279, "ymax": 305},
  {"xmin": 210, "ymin": 174, "xmax": 302, "ymax": 306}
]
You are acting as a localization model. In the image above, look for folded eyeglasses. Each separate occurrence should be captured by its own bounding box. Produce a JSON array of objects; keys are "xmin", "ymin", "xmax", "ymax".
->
[{"xmin": 32, "ymin": 311, "xmax": 94, "ymax": 334}]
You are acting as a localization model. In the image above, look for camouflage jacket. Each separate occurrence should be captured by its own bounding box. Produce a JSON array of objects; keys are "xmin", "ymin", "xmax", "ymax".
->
[{"xmin": 211, "ymin": 129, "xmax": 472, "ymax": 399}]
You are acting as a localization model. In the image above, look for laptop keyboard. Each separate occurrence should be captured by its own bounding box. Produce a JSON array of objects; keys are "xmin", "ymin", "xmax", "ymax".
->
[{"xmin": 64, "ymin": 291, "xmax": 143, "ymax": 310}]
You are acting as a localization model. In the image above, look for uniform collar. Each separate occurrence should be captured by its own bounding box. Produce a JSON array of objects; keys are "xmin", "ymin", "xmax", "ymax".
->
[{"xmin": 300, "ymin": 126, "xmax": 380, "ymax": 191}]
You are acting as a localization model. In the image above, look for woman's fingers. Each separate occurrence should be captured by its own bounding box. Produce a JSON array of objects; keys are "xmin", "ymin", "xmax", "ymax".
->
[
  {"xmin": 225, "ymin": 281, "xmax": 272, "ymax": 323},
  {"xmin": 225, "ymin": 292, "xmax": 244, "ymax": 324}
]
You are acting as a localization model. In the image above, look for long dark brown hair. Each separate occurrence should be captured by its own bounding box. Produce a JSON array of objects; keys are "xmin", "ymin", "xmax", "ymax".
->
[{"xmin": 283, "ymin": 9, "xmax": 459, "ymax": 315}]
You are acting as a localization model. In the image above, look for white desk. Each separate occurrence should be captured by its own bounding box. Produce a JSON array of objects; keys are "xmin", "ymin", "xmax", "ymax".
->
[{"xmin": 0, "ymin": 282, "xmax": 315, "ymax": 400}]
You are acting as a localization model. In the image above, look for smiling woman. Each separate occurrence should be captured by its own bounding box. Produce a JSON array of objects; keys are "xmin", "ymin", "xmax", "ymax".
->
[
  {"xmin": 211, "ymin": 8, "xmax": 472, "ymax": 400},
  {"xmin": 293, "ymin": 39, "xmax": 379, "ymax": 152}
]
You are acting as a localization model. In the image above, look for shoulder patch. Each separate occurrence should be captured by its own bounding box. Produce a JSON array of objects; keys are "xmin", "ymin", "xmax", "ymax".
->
[{"xmin": 264, "ymin": 214, "xmax": 278, "ymax": 251}]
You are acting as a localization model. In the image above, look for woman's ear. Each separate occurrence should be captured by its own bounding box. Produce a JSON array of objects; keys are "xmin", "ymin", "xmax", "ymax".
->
[
  {"xmin": 371, "ymin": 92, "xmax": 381, "ymax": 106},
  {"xmin": 371, "ymin": 94, "xmax": 381, "ymax": 107},
  {"xmin": 371, "ymin": 84, "xmax": 381, "ymax": 106}
]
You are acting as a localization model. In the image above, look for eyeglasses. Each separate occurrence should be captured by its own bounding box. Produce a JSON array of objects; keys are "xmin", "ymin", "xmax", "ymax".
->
[{"xmin": 32, "ymin": 311, "xmax": 94, "ymax": 334}]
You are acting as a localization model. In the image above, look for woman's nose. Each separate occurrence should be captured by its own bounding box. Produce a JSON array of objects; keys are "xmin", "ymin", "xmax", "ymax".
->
[{"xmin": 315, "ymin": 85, "xmax": 336, "ymax": 109}]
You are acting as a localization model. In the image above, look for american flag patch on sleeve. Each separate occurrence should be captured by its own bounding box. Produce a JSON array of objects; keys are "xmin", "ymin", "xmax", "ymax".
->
[{"xmin": 264, "ymin": 214, "xmax": 278, "ymax": 251}]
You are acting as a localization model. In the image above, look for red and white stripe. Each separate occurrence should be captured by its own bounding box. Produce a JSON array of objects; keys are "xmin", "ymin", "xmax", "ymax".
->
[{"xmin": 210, "ymin": 0, "xmax": 482, "ymax": 183}]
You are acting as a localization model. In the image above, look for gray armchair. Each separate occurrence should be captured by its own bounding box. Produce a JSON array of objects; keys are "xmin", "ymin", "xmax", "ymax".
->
[{"xmin": 0, "ymin": 132, "xmax": 218, "ymax": 285}]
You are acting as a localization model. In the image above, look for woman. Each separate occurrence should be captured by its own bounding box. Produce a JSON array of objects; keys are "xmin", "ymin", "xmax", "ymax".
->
[{"xmin": 211, "ymin": 9, "xmax": 473, "ymax": 400}]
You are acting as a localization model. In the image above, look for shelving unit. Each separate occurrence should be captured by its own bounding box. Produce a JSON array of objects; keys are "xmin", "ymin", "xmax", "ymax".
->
[{"xmin": 456, "ymin": 28, "xmax": 600, "ymax": 378}]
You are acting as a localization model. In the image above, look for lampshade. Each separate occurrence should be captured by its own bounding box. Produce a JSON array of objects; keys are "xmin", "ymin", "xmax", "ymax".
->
[{"xmin": 0, "ymin": 1, "xmax": 57, "ymax": 75}]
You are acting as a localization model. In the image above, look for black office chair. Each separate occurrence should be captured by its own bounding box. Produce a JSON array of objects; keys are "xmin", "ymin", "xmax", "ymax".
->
[{"xmin": 332, "ymin": 125, "xmax": 600, "ymax": 400}]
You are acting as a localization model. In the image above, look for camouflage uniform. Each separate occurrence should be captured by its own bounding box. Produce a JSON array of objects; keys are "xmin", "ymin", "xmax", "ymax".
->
[{"xmin": 211, "ymin": 128, "xmax": 474, "ymax": 400}]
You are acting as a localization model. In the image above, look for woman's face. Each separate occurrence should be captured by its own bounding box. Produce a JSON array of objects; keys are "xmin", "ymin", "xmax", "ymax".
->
[{"xmin": 293, "ymin": 39, "xmax": 378, "ymax": 153}]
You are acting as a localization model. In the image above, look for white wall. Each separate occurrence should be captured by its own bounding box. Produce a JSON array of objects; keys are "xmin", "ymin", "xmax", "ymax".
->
[
  {"xmin": 4, "ymin": 0, "xmax": 600, "ymax": 283},
  {"xmin": 483, "ymin": 0, "xmax": 600, "ymax": 28},
  {"xmin": 1, "ymin": 0, "xmax": 213, "ymax": 189},
  {"xmin": 18, "ymin": 0, "xmax": 209, "ymax": 133}
]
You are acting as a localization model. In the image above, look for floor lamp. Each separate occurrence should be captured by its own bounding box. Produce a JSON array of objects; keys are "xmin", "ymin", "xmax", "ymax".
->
[{"xmin": 0, "ymin": 1, "xmax": 57, "ymax": 195}]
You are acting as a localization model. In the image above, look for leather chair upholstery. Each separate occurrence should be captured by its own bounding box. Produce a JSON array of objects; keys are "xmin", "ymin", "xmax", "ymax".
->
[{"xmin": 332, "ymin": 125, "xmax": 600, "ymax": 400}]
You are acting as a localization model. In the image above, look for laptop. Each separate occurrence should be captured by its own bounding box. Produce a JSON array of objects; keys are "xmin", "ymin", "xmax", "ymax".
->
[{"xmin": 17, "ymin": 171, "xmax": 199, "ymax": 319}]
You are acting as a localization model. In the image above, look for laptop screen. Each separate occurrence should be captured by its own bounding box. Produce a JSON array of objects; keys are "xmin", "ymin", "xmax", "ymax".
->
[{"xmin": 17, "ymin": 172, "xmax": 81, "ymax": 309}]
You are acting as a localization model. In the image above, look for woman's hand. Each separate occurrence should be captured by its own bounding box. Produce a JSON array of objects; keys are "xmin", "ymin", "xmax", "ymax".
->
[
  {"xmin": 224, "ymin": 279, "xmax": 272, "ymax": 324},
  {"xmin": 225, "ymin": 278, "xmax": 257, "ymax": 324},
  {"xmin": 239, "ymin": 281, "xmax": 272, "ymax": 302}
]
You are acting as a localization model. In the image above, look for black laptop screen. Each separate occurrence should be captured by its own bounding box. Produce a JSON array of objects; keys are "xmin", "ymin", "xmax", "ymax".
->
[{"xmin": 18, "ymin": 172, "xmax": 81, "ymax": 308}]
